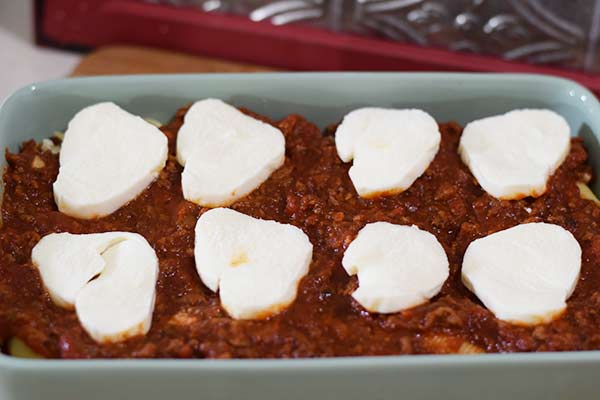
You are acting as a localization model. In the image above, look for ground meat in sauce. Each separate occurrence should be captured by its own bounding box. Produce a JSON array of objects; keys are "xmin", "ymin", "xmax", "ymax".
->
[{"xmin": 1, "ymin": 106, "xmax": 600, "ymax": 359}]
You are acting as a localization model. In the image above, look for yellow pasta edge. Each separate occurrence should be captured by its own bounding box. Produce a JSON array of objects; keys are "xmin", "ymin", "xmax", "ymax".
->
[
  {"xmin": 144, "ymin": 118, "xmax": 163, "ymax": 128},
  {"xmin": 8, "ymin": 337, "xmax": 44, "ymax": 359},
  {"xmin": 577, "ymin": 182, "xmax": 600, "ymax": 205},
  {"xmin": 457, "ymin": 341, "xmax": 485, "ymax": 354}
]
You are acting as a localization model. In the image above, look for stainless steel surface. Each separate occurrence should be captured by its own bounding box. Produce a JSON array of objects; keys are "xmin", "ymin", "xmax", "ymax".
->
[{"xmin": 145, "ymin": 0, "xmax": 600, "ymax": 73}]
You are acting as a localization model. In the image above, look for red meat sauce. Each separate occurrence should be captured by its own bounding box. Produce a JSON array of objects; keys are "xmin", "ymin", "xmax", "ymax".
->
[{"xmin": 1, "ymin": 106, "xmax": 600, "ymax": 359}]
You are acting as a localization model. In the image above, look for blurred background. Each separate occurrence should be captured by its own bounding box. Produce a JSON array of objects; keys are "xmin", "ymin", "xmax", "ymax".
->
[
  {"xmin": 0, "ymin": 1, "xmax": 78, "ymax": 101},
  {"xmin": 2, "ymin": 0, "xmax": 600, "ymax": 101}
]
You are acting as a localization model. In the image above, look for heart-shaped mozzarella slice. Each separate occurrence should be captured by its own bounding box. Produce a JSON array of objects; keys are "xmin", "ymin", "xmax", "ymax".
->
[
  {"xmin": 53, "ymin": 102, "xmax": 168, "ymax": 219},
  {"xmin": 177, "ymin": 99, "xmax": 285, "ymax": 207},
  {"xmin": 31, "ymin": 232, "xmax": 128, "ymax": 308},
  {"xmin": 194, "ymin": 208, "xmax": 312, "ymax": 319},
  {"xmin": 462, "ymin": 222, "xmax": 581, "ymax": 325},
  {"xmin": 31, "ymin": 232, "xmax": 158, "ymax": 343},
  {"xmin": 76, "ymin": 238, "xmax": 158, "ymax": 343},
  {"xmin": 459, "ymin": 109, "xmax": 570, "ymax": 199},
  {"xmin": 342, "ymin": 222, "xmax": 449, "ymax": 313},
  {"xmin": 335, "ymin": 108, "xmax": 441, "ymax": 198}
]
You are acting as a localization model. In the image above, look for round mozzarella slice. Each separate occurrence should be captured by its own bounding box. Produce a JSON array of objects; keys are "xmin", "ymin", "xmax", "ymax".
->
[
  {"xmin": 53, "ymin": 102, "xmax": 168, "ymax": 219},
  {"xmin": 342, "ymin": 222, "xmax": 449, "ymax": 313},
  {"xmin": 194, "ymin": 208, "xmax": 313, "ymax": 319},
  {"xmin": 335, "ymin": 108, "xmax": 441, "ymax": 198},
  {"xmin": 462, "ymin": 222, "xmax": 581, "ymax": 325},
  {"xmin": 177, "ymin": 99, "xmax": 285, "ymax": 207},
  {"xmin": 459, "ymin": 109, "xmax": 570, "ymax": 199},
  {"xmin": 31, "ymin": 232, "xmax": 158, "ymax": 343}
]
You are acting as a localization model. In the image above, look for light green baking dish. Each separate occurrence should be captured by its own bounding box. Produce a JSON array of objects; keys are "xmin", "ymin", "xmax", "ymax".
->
[{"xmin": 0, "ymin": 73, "xmax": 599, "ymax": 400}]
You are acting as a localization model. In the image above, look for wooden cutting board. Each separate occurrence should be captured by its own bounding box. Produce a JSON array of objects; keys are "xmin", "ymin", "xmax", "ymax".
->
[{"xmin": 71, "ymin": 45, "xmax": 275, "ymax": 76}]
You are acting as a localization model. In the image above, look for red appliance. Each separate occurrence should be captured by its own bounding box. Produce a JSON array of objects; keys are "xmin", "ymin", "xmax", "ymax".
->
[{"xmin": 35, "ymin": 0, "xmax": 600, "ymax": 94}]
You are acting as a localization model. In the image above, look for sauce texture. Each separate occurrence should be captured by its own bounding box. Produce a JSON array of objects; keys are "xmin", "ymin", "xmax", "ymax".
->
[{"xmin": 1, "ymin": 107, "xmax": 599, "ymax": 358}]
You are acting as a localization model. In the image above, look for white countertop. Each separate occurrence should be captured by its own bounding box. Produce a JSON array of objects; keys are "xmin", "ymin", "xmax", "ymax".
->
[{"xmin": 0, "ymin": 1, "xmax": 81, "ymax": 102}]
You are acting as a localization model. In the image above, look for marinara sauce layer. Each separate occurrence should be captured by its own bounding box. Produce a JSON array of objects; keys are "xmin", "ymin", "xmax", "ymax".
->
[{"xmin": 1, "ymin": 107, "xmax": 599, "ymax": 359}]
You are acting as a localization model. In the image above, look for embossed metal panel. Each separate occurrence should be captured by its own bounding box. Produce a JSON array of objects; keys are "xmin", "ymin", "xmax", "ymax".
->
[{"xmin": 144, "ymin": 0, "xmax": 600, "ymax": 73}]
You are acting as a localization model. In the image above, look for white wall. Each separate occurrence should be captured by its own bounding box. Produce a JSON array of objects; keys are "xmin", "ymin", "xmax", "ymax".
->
[{"xmin": 0, "ymin": 0, "xmax": 81, "ymax": 102}]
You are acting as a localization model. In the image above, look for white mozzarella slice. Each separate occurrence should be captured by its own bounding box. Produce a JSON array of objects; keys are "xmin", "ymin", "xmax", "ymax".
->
[
  {"xmin": 76, "ymin": 237, "xmax": 158, "ymax": 343},
  {"xmin": 31, "ymin": 232, "xmax": 158, "ymax": 343},
  {"xmin": 461, "ymin": 222, "xmax": 581, "ymax": 325},
  {"xmin": 342, "ymin": 222, "xmax": 449, "ymax": 313},
  {"xmin": 335, "ymin": 108, "xmax": 441, "ymax": 198},
  {"xmin": 194, "ymin": 208, "xmax": 312, "ymax": 319},
  {"xmin": 177, "ymin": 99, "xmax": 285, "ymax": 207},
  {"xmin": 459, "ymin": 109, "xmax": 570, "ymax": 199},
  {"xmin": 53, "ymin": 102, "xmax": 168, "ymax": 219},
  {"xmin": 31, "ymin": 232, "xmax": 128, "ymax": 308}
]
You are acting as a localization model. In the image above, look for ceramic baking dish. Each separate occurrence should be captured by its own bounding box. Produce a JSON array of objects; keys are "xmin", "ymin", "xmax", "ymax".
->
[{"xmin": 0, "ymin": 73, "xmax": 599, "ymax": 400}]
